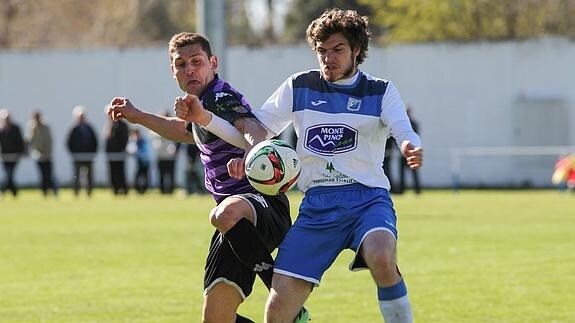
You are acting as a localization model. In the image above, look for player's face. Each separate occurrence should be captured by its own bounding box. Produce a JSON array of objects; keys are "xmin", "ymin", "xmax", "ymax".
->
[
  {"xmin": 315, "ymin": 33, "xmax": 359, "ymax": 82},
  {"xmin": 170, "ymin": 44, "xmax": 218, "ymax": 96}
]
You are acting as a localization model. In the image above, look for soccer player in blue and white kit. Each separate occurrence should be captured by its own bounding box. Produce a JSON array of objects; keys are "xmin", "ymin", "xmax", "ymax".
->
[
  {"xmin": 107, "ymin": 32, "xmax": 305, "ymax": 323},
  {"xmin": 225, "ymin": 8, "xmax": 423, "ymax": 322}
]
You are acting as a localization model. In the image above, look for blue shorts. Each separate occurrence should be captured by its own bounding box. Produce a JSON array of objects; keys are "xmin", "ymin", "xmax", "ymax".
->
[{"xmin": 274, "ymin": 183, "xmax": 398, "ymax": 286}]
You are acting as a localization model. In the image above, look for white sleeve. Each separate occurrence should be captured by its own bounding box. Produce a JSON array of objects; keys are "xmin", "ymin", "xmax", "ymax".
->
[
  {"xmin": 251, "ymin": 76, "xmax": 294, "ymax": 137},
  {"xmin": 381, "ymin": 82, "xmax": 422, "ymax": 148},
  {"xmin": 203, "ymin": 112, "xmax": 247, "ymax": 148}
]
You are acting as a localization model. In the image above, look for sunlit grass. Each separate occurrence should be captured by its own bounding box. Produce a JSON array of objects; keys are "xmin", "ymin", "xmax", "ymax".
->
[{"xmin": 0, "ymin": 189, "xmax": 573, "ymax": 322}]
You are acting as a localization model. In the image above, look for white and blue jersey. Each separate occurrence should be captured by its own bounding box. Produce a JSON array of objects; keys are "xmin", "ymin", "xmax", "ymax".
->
[
  {"xmin": 252, "ymin": 69, "xmax": 421, "ymax": 285},
  {"xmin": 253, "ymin": 69, "xmax": 421, "ymax": 192}
]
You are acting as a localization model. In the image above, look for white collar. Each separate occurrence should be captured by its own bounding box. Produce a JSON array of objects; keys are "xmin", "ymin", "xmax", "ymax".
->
[{"xmin": 332, "ymin": 70, "xmax": 359, "ymax": 86}]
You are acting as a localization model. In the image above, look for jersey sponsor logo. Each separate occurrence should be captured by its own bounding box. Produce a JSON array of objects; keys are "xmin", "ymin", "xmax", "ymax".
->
[
  {"xmin": 347, "ymin": 97, "xmax": 362, "ymax": 111},
  {"xmin": 253, "ymin": 262, "xmax": 273, "ymax": 272},
  {"xmin": 311, "ymin": 100, "xmax": 327, "ymax": 106},
  {"xmin": 213, "ymin": 91, "xmax": 248, "ymax": 114},
  {"xmin": 304, "ymin": 124, "xmax": 357, "ymax": 155}
]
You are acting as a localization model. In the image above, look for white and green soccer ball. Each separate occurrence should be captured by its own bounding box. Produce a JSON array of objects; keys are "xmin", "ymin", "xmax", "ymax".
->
[{"xmin": 244, "ymin": 139, "xmax": 301, "ymax": 195}]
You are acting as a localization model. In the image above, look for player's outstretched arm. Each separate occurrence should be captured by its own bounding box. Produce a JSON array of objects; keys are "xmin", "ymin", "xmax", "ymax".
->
[
  {"xmin": 107, "ymin": 97, "xmax": 194, "ymax": 144},
  {"xmin": 226, "ymin": 117, "xmax": 271, "ymax": 180}
]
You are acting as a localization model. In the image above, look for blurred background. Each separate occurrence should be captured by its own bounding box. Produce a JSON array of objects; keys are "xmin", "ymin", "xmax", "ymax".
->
[{"xmin": 0, "ymin": 0, "xmax": 574, "ymax": 192}]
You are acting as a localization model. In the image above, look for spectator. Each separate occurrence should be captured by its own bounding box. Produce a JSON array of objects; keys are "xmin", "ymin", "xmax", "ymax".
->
[
  {"xmin": 66, "ymin": 105, "xmax": 98, "ymax": 197},
  {"xmin": 184, "ymin": 143, "xmax": 204, "ymax": 195},
  {"xmin": 128, "ymin": 128, "xmax": 151, "ymax": 195},
  {"xmin": 383, "ymin": 136, "xmax": 396, "ymax": 192},
  {"xmin": 104, "ymin": 118, "xmax": 129, "ymax": 195},
  {"xmin": 151, "ymin": 109, "xmax": 179, "ymax": 194},
  {"xmin": 397, "ymin": 106, "xmax": 422, "ymax": 194},
  {"xmin": 0, "ymin": 109, "xmax": 25, "ymax": 197},
  {"xmin": 26, "ymin": 110, "xmax": 58, "ymax": 196}
]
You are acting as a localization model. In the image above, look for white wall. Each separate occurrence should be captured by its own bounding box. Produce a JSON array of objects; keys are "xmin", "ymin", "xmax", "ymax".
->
[{"xmin": 1, "ymin": 38, "xmax": 574, "ymax": 188}]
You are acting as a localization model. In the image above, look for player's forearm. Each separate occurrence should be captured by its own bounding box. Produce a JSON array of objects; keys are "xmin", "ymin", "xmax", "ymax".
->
[
  {"xmin": 203, "ymin": 113, "xmax": 247, "ymax": 149},
  {"xmin": 234, "ymin": 117, "xmax": 271, "ymax": 152},
  {"xmin": 134, "ymin": 111, "xmax": 194, "ymax": 144}
]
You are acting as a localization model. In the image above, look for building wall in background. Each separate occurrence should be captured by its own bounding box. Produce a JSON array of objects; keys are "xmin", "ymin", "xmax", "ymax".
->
[{"xmin": 0, "ymin": 38, "xmax": 573, "ymax": 189}]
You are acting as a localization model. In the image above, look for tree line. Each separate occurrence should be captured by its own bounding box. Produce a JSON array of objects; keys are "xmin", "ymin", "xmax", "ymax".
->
[{"xmin": 1, "ymin": 0, "xmax": 573, "ymax": 49}]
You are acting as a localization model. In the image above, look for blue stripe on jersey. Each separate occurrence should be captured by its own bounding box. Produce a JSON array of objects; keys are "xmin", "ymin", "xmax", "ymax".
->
[
  {"xmin": 293, "ymin": 89, "xmax": 383, "ymax": 116},
  {"xmin": 292, "ymin": 70, "xmax": 389, "ymax": 116}
]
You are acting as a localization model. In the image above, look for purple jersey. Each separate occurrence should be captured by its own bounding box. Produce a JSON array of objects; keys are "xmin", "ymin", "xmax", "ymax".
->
[{"xmin": 186, "ymin": 75, "xmax": 256, "ymax": 203}]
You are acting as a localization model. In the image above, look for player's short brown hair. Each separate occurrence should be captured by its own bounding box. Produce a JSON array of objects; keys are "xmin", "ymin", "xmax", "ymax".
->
[{"xmin": 168, "ymin": 32, "xmax": 212, "ymax": 60}]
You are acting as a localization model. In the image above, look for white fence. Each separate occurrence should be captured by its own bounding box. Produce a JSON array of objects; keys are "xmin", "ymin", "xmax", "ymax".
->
[{"xmin": 1, "ymin": 38, "xmax": 574, "ymax": 188}]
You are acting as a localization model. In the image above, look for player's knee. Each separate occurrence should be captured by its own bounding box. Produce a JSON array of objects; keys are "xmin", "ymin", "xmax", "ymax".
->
[
  {"xmin": 209, "ymin": 205, "xmax": 242, "ymax": 231},
  {"xmin": 202, "ymin": 310, "xmax": 221, "ymax": 323},
  {"xmin": 264, "ymin": 295, "xmax": 284, "ymax": 321},
  {"xmin": 366, "ymin": 248, "xmax": 397, "ymax": 272}
]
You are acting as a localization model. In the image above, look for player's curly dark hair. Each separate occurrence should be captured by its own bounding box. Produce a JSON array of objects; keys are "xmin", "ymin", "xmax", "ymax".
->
[
  {"xmin": 306, "ymin": 8, "xmax": 370, "ymax": 66},
  {"xmin": 168, "ymin": 32, "xmax": 212, "ymax": 60}
]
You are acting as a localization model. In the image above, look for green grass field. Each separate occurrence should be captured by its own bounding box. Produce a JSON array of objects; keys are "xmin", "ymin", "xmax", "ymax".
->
[{"xmin": 1, "ymin": 189, "xmax": 574, "ymax": 322}]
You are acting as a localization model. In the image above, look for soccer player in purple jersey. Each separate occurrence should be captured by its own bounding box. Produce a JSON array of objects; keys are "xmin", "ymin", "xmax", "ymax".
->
[{"xmin": 107, "ymin": 32, "xmax": 297, "ymax": 323}]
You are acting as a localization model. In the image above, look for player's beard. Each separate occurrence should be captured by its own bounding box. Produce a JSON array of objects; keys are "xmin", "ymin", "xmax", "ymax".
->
[
  {"xmin": 341, "ymin": 62, "xmax": 356, "ymax": 80},
  {"xmin": 322, "ymin": 53, "xmax": 357, "ymax": 82}
]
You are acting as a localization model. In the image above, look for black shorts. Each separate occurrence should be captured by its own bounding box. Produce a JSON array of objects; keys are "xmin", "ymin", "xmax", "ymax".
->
[{"xmin": 203, "ymin": 192, "xmax": 291, "ymax": 299}]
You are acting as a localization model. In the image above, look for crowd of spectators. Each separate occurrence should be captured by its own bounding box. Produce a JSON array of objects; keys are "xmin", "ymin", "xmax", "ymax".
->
[{"xmin": 0, "ymin": 107, "xmax": 205, "ymax": 198}]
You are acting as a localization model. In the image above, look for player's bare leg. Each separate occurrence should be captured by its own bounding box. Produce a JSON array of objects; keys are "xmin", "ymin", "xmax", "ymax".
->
[
  {"xmin": 203, "ymin": 282, "xmax": 243, "ymax": 323},
  {"xmin": 209, "ymin": 197, "xmax": 255, "ymax": 232},
  {"xmin": 361, "ymin": 231, "xmax": 413, "ymax": 323},
  {"xmin": 265, "ymin": 274, "xmax": 313, "ymax": 323}
]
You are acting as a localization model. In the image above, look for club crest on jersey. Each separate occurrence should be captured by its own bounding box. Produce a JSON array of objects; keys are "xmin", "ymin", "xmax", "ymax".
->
[
  {"xmin": 304, "ymin": 124, "xmax": 358, "ymax": 155},
  {"xmin": 347, "ymin": 97, "xmax": 362, "ymax": 111}
]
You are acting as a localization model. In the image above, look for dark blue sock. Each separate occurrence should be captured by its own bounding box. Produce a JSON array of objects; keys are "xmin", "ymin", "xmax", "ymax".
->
[{"xmin": 378, "ymin": 279, "xmax": 407, "ymax": 301}]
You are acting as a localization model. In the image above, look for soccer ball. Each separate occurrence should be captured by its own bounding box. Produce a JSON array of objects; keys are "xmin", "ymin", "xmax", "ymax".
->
[{"xmin": 245, "ymin": 139, "xmax": 301, "ymax": 195}]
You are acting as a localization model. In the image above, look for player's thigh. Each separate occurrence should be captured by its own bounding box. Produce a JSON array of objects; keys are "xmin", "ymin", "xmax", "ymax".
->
[
  {"xmin": 348, "ymin": 187, "xmax": 398, "ymax": 270},
  {"xmin": 204, "ymin": 230, "xmax": 257, "ymax": 298},
  {"xmin": 234, "ymin": 192, "xmax": 291, "ymax": 251},
  {"xmin": 274, "ymin": 196, "xmax": 349, "ymax": 285},
  {"xmin": 213, "ymin": 195, "xmax": 257, "ymax": 226}
]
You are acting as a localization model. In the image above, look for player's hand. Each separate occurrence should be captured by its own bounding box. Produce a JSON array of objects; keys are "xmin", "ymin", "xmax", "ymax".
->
[
  {"xmin": 174, "ymin": 94, "xmax": 212, "ymax": 126},
  {"xmin": 227, "ymin": 157, "xmax": 246, "ymax": 180},
  {"xmin": 401, "ymin": 140, "xmax": 423, "ymax": 170},
  {"xmin": 107, "ymin": 97, "xmax": 140, "ymax": 123}
]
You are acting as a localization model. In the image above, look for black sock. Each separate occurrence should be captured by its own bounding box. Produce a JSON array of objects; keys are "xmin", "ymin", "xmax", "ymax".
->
[
  {"xmin": 235, "ymin": 314, "xmax": 255, "ymax": 323},
  {"xmin": 224, "ymin": 217, "xmax": 274, "ymax": 290}
]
